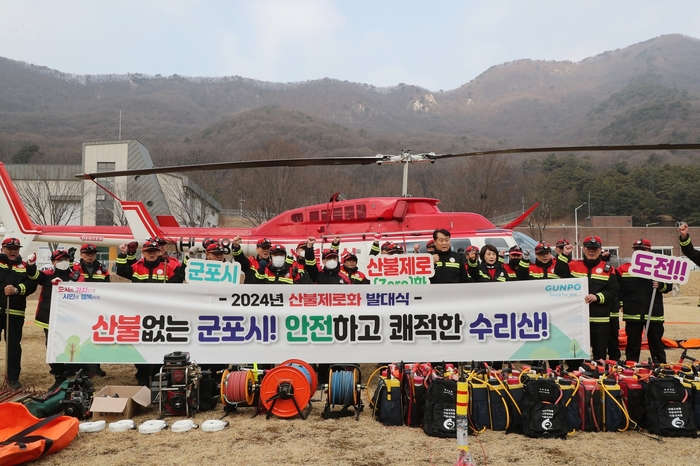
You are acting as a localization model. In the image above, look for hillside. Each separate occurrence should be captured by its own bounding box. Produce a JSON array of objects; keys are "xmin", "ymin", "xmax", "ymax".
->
[{"xmin": 2, "ymin": 34, "xmax": 700, "ymax": 216}]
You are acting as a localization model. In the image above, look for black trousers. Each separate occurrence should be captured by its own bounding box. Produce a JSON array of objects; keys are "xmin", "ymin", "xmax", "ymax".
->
[
  {"xmin": 590, "ymin": 322, "xmax": 610, "ymax": 361},
  {"xmin": 625, "ymin": 321, "xmax": 666, "ymax": 364},
  {"xmin": 1, "ymin": 313, "xmax": 24, "ymax": 382}
]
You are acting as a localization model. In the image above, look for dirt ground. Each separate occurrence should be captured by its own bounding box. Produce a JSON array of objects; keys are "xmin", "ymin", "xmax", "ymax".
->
[{"xmin": 3, "ymin": 274, "xmax": 700, "ymax": 466}]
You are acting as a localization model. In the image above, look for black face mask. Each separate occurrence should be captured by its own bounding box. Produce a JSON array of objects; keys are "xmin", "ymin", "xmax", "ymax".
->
[
  {"xmin": 143, "ymin": 257, "xmax": 163, "ymax": 269},
  {"xmin": 0, "ymin": 253, "xmax": 21, "ymax": 265},
  {"xmin": 509, "ymin": 258, "xmax": 520, "ymax": 268}
]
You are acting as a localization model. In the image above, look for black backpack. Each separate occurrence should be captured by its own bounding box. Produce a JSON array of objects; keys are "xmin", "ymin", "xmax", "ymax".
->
[
  {"xmin": 372, "ymin": 376, "xmax": 403, "ymax": 426},
  {"xmin": 422, "ymin": 378, "xmax": 457, "ymax": 438},
  {"xmin": 644, "ymin": 377, "xmax": 697, "ymax": 437},
  {"xmin": 520, "ymin": 378, "xmax": 568, "ymax": 438}
]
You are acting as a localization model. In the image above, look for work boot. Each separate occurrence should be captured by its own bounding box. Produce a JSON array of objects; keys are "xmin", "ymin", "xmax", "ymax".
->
[
  {"xmin": 8, "ymin": 380, "xmax": 21, "ymax": 390},
  {"xmin": 48, "ymin": 375, "xmax": 66, "ymax": 392}
]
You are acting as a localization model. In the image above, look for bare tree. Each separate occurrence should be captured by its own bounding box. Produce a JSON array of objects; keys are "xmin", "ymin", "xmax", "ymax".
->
[
  {"xmin": 15, "ymin": 167, "xmax": 84, "ymax": 251},
  {"xmin": 159, "ymin": 174, "xmax": 220, "ymax": 227},
  {"xmin": 234, "ymin": 139, "xmax": 316, "ymax": 225},
  {"xmin": 438, "ymin": 155, "xmax": 516, "ymax": 217}
]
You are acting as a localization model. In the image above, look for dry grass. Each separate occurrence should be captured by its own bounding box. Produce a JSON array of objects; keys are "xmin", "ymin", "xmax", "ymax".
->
[{"xmin": 4, "ymin": 273, "xmax": 700, "ymax": 465}]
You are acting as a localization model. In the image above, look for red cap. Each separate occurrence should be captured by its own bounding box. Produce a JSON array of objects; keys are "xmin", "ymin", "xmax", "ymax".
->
[
  {"xmin": 322, "ymin": 249, "xmax": 338, "ymax": 260},
  {"xmin": 269, "ymin": 244, "xmax": 286, "ymax": 255},
  {"xmin": 51, "ymin": 250, "xmax": 70, "ymax": 261},
  {"xmin": 508, "ymin": 245, "xmax": 523, "ymax": 256},
  {"xmin": 380, "ymin": 241, "xmax": 392, "ymax": 251},
  {"xmin": 465, "ymin": 245, "xmax": 479, "ymax": 253},
  {"xmin": 342, "ymin": 252, "xmax": 358, "ymax": 262},
  {"xmin": 206, "ymin": 243, "xmax": 225, "ymax": 254},
  {"xmin": 296, "ymin": 242, "xmax": 306, "ymax": 250},
  {"xmin": 426, "ymin": 240, "xmax": 435, "ymax": 248},
  {"xmin": 632, "ymin": 238, "xmax": 651, "ymax": 250},
  {"xmin": 555, "ymin": 239, "xmax": 570, "ymax": 247},
  {"xmin": 80, "ymin": 243, "xmax": 98, "ymax": 253},
  {"xmin": 256, "ymin": 238, "xmax": 271, "ymax": 248},
  {"xmin": 534, "ymin": 242, "xmax": 552, "ymax": 254},
  {"xmin": 142, "ymin": 239, "xmax": 161, "ymax": 251},
  {"xmin": 582, "ymin": 236, "xmax": 603, "ymax": 248},
  {"xmin": 1, "ymin": 237, "xmax": 21, "ymax": 248},
  {"xmin": 388, "ymin": 244, "xmax": 404, "ymax": 254}
]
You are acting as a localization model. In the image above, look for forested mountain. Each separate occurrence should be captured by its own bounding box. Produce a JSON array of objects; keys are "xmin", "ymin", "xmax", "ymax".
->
[{"xmin": 1, "ymin": 34, "xmax": 700, "ymax": 225}]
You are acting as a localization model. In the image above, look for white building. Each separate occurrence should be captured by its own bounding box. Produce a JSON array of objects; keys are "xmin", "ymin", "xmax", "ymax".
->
[{"xmin": 4, "ymin": 139, "xmax": 221, "ymax": 266}]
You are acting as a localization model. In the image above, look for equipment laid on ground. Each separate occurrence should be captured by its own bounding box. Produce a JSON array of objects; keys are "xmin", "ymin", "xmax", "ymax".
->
[
  {"xmin": 24, "ymin": 370, "xmax": 94, "ymax": 420},
  {"xmin": 108, "ymin": 420, "xmax": 135, "ymax": 432},
  {"xmin": 259, "ymin": 359, "xmax": 317, "ymax": 419},
  {"xmin": 78, "ymin": 420, "xmax": 105, "ymax": 433},
  {"xmin": 221, "ymin": 367, "xmax": 259, "ymax": 409},
  {"xmin": 151, "ymin": 351, "xmax": 203, "ymax": 417},
  {"xmin": 171, "ymin": 419, "xmax": 198, "ymax": 432},
  {"xmin": 138, "ymin": 419, "xmax": 168, "ymax": 434},
  {"xmin": 0, "ymin": 402, "xmax": 79, "ymax": 466},
  {"xmin": 321, "ymin": 364, "xmax": 363, "ymax": 420},
  {"xmin": 201, "ymin": 419, "xmax": 228, "ymax": 432},
  {"xmin": 59, "ymin": 370, "xmax": 95, "ymax": 420}
]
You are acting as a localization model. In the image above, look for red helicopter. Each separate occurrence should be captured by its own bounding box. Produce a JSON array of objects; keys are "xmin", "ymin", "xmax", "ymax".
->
[{"xmin": 2, "ymin": 142, "xmax": 699, "ymax": 260}]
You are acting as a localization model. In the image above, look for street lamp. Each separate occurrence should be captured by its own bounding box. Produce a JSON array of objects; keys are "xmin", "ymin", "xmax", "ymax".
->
[{"xmin": 574, "ymin": 203, "xmax": 586, "ymax": 260}]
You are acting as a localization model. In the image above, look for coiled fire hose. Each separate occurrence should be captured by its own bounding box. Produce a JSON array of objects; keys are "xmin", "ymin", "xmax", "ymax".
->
[{"xmin": 329, "ymin": 368, "xmax": 357, "ymax": 407}]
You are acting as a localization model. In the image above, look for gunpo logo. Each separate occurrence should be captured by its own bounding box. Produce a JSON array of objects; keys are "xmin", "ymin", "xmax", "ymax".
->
[{"xmin": 544, "ymin": 284, "xmax": 582, "ymax": 292}]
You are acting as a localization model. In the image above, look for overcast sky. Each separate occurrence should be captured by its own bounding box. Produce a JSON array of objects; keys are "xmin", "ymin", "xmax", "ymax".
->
[{"xmin": 1, "ymin": 1, "xmax": 699, "ymax": 91}]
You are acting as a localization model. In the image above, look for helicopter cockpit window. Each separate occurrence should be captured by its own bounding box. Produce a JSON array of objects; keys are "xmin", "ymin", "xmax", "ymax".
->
[
  {"xmin": 344, "ymin": 206, "xmax": 354, "ymax": 220},
  {"xmin": 291, "ymin": 213, "xmax": 303, "ymax": 222},
  {"xmin": 333, "ymin": 207, "xmax": 343, "ymax": 221},
  {"xmin": 356, "ymin": 204, "xmax": 367, "ymax": 219},
  {"xmin": 309, "ymin": 211, "xmax": 319, "ymax": 222},
  {"xmin": 321, "ymin": 210, "xmax": 329, "ymax": 221}
]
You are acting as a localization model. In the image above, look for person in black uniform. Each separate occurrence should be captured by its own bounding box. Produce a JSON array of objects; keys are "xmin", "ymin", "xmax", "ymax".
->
[
  {"xmin": 0, "ymin": 237, "xmax": 39, "ymax": 389},
  {"xmin": 429, "ymin": 229, "xmax": 471, "ymax": 284},
  {"xmin": 616, "ymin": 239, "xmax": 671, "ymax": 364}
]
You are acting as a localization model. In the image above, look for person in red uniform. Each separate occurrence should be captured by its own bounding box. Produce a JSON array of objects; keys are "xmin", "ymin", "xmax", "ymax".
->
[
  {"xmin": 516, "ymin": 241, "xmax": 571, "ymax": 280},
  {"xmin": 567, "ymin": 236, "xmax": 619, "ymax": 365},
  {"xmin": 256, "ymin": 244, "xmax": 314, "ymax": 284},
  {"xmin": 0, "ymin": 238, "xmax": 39, "ymax": 389},
  {"xmin": 231, "ymin": 237, "xmax": 273, "ymax": 284},
  {"xmin": 502, "ymin": 245, "xmax": 523, "ymax": 280},
  {"xmin": 73, "ymin": 244, "xmax": 110, "ymax": 282},
  {"xmin": 339, "ymin": 252, "xmax": 370, "ymax": 284},
  {"xmin": 616, "ymin": 239, "xmax": 671, "ymax": 364},
  {"xmin": 71, "ymin": 243, "xmax": 110, "ymax": 377},
  {"xmin": 116, "ymin": 238, "xmax": 185, "ymax": 386},
  {"xmin": 291, "ymin": 238, "xmax": 318, "ymax": 282},
  {"xmin": 29, "ymin": 250, "xmax": 84, "ymax": 389}
]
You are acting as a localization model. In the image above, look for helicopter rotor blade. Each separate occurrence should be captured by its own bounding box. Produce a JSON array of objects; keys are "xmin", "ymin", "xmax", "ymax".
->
[
  {"xmin": 76, "ymin": 143, "xmax": 700, "ymax": 179},
  {"xmin": 429, "ymin": 143, "xmax": 700, "ymax": 161}
]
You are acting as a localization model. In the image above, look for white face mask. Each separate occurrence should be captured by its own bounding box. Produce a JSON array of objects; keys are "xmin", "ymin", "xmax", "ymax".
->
[
  {"xmin": 271, "ymin": 256, "xmax": 286, "ymax": 268},
  {"xmin": 325, "ymin": 259, "xmax": 338, "ymax": 270},
  {"xmin": 55, "ymin": 261, "xmax": 71, "ymax": 271}
]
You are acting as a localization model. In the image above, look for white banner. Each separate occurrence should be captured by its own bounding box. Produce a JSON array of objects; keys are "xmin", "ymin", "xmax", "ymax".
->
[{"xmin": 47, "ymin": 279, "xmax": 590, "ymax": 364}]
